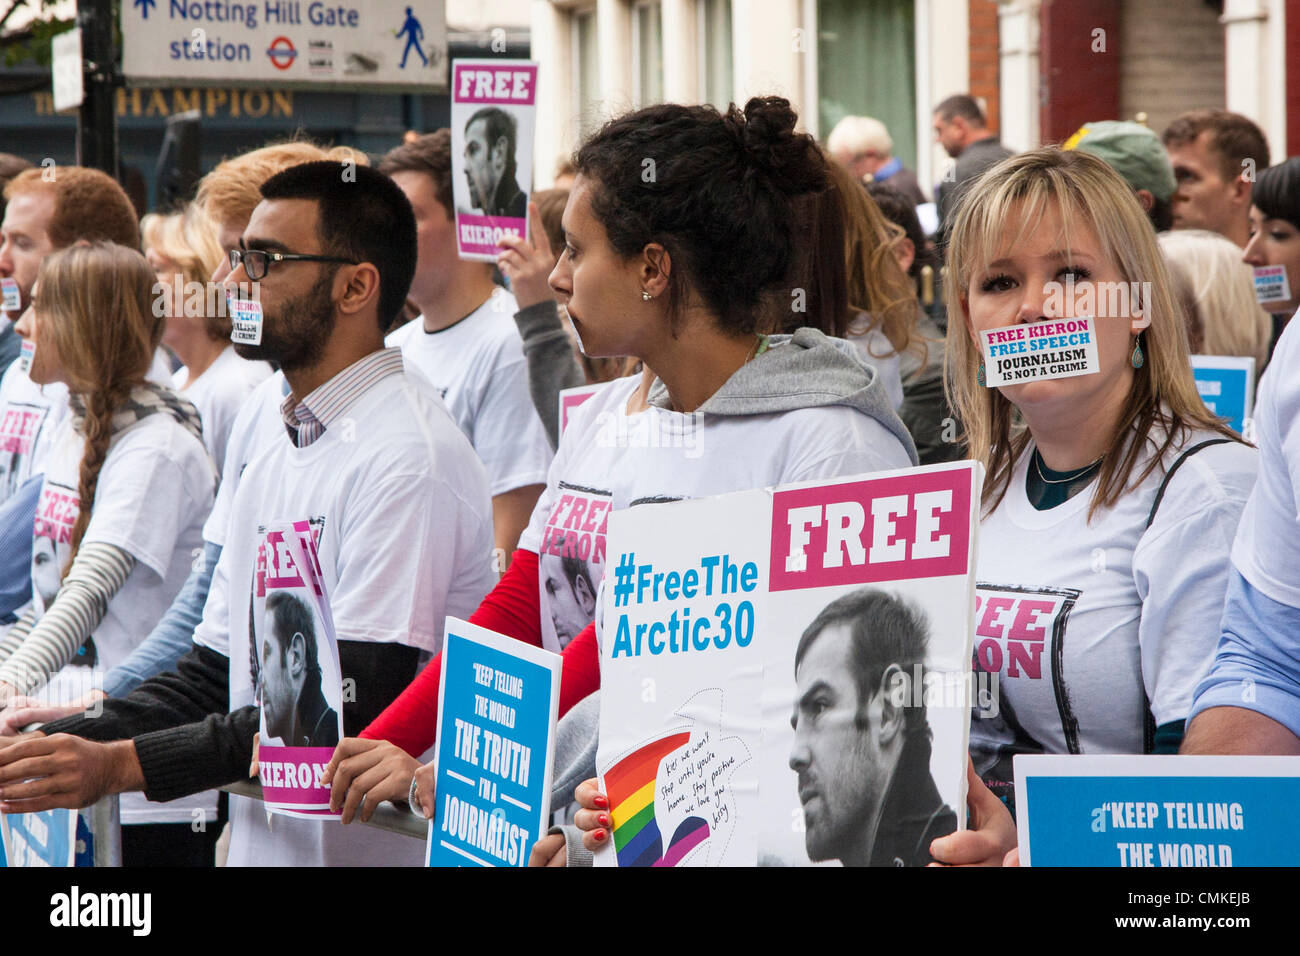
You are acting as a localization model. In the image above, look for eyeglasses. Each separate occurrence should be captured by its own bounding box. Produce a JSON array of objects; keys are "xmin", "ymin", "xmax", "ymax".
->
[{"xmin": 229, "ymin": 248, "xmax": 358, "ymax": 281}]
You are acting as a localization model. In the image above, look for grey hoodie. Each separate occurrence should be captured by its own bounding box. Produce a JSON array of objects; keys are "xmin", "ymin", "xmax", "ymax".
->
[
  {"xmin": 646, "ymin": 326, "xmax": 918, "ymax": 466},
  {"xmin": 548, "ymin": 326, "xmax": 919, "ymax": 865}
]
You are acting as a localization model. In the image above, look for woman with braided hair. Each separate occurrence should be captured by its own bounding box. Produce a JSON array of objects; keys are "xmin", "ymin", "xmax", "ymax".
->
[{"xmin": 1, "ymin": 241, "xmax": 215, "ymax": 862}]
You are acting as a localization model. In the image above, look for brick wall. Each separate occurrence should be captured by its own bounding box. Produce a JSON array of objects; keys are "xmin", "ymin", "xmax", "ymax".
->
[{"xmin": 969, "ymin": 0, "xmax": 1001, "ymax": 132}]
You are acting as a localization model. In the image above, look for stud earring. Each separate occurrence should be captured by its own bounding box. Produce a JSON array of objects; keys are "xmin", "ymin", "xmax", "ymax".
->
[
  {"xmin": 641, "ymin": 291, "xmax": 652, "ymax": 301},
  {"xmin": 1131, "ymin": 337, "xmax": 1144, "ymax": 369},
  {"xmin": 976, "ymin": 360, "xmax": 986, "ymax": 387}
]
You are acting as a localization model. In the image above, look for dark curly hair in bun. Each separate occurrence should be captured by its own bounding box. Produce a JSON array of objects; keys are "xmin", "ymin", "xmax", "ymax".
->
[{"xmin": 574, "ymin": 96, "xmax": 833, "ymax": 335}]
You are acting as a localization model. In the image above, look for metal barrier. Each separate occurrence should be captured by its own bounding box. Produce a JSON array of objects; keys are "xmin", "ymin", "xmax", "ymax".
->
[
  {"xmin": 13, "ymin": 782, "xmax": 422, "ymax": 867},
  {"xmin": 221, "ymin": 778, "xmax": 428, "ymax": 840},
  {"xmin": 84, "ymin": 795, "xmax": 121, "ymax": 867}
]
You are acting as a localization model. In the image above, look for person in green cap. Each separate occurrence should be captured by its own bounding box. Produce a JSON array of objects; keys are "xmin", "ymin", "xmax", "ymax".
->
[{"xmin": 1064, "ymin": 119, "xmax": 1177, "ymax": 232}]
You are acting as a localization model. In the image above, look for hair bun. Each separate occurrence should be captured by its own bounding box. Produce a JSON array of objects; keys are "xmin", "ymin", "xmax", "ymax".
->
[{"xmin": 728, "ymin": 96, "xmax": 823, "ymax": 194}]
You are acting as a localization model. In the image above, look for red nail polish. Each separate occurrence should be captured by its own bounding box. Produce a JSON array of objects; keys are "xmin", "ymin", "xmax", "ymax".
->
[
  {"xmin": 593, "ymin": 794, "xmax": 609, "ymax": 809},
  {"xmin": 593, "ymin": 829, "xmax": 607, "ymax": 842},
  {"xmin": 597, "ymin": 813, "xmax": 610, "ymax": 827}
]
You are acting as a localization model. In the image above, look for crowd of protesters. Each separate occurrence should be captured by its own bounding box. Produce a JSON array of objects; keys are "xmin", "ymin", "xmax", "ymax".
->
[{"xmin": 0, "ymin": 88, "xmax": 1294, "ymax": 868}]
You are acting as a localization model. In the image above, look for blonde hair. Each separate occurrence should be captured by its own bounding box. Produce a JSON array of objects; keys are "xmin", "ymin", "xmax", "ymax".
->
[
  {"xmin": 142, "ymin": 203, "xmax": 227, "ymax": 338},
  {"xmin": 195, "ymin": 140, "xmax": 370, "ymax": 228},
  {"xmin": 826, "ymin": 115, "xmax": 893, "ymax": 159},
  {"xmin": 824, "ymin": 156, "xmax": 920, "ymax": 361},
  {"xmin": 36, "ymin": 242, "xmax": 162, "ymax": 567},
  {"xmin": 943, "ymin": 147, "xmax": 1242, "ymax": 519},
  {"xmin": 1158, "ymin": 229, "xmax": 1271, "ymax": 370}
]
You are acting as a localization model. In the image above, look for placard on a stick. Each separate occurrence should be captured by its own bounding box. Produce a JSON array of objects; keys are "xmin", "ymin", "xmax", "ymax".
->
[{"xmin": 450, "ymin": 60, "xmax": 537, "ymax": 261}]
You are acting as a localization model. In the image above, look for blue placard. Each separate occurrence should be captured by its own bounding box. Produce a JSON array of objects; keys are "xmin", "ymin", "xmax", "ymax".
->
[
  {"xmin": 427, "ymin": 622, "xmax": 561, "ymax": 867},
  {"xmin": 1018, "ymin": 758, "xmax": 1300, "ymax": 866},
  {"xmin": 1, "ymin": 809, "xmax": 76, "ymax": 867},
  {"xmin": 1191, "ymin": 358, "xmax": 1254, "ymax": 434}
]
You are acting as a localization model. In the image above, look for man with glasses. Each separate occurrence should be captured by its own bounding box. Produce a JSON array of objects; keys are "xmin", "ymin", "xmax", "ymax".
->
[{"xmin": 0, "ymin": 161, "xmax": 498, "ymax": 867}]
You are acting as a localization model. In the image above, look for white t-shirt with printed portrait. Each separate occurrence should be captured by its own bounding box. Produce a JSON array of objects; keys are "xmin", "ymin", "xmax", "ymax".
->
[
  {"xmin": 0, "ymin": 349, "xmax": 180, "ymax": 505},
  {"xmin": 192, "ymin": 365, "xmax": 497, "ymax": 867},
  {"xmin": 516, "ymin": 372, "xmax": 916, "ymax": 652},
  {"xmin": 33, "ymin": 410, "xmax": 216, "ymax": 823},
  {"xmin": 969, "ymin": 431, "xmax": 1258, "ymax": 798},
  {"xmin": 385, "ymin": 287, "xmax": 553, "ymax": 496}
]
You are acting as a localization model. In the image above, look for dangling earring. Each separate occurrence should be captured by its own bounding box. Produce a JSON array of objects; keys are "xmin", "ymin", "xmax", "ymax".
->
[
  {"xmin": 976, "ymin": 360, "xmax": 986, "ymax": 387},
  {"xmin": 1131, "ymin": 336, "xmax": 1144, "ymax": 369},
  {"xmin": 641, "ymin": 291, "xmax": 652, "ymax": 301}
]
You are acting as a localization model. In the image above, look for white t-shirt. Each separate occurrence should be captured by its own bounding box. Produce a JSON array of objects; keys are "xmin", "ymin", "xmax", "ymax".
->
[
  {"xmin": 847, "ymin": 314, "xmax": 904, "ymax": 411},
  {"xmin": 0, "ymin": 362, "xmax": 69, "ymax": 504},
  {"xmin": 1231, "ymin": 314, "xmax": 1300, "ymax": 606},
  {"xmin": 970, "ymin": 431, "xmax": 1258, "ymax": 792},
  {"xmin": 385, "ymin": 288, "xmax": 553, "ymax": 496},
  {"xmin": 193, "ymin": 367, "xmax": 497, "ymax": 866},
  {"xmin": 202, "ymin": 371, "xmax": 288, "ymax": 548},
  {"xmin": 33, "ymin": 412, "xmax": 215, "ymax": 823},
  {"xmin": 172, "ymin": 346, "xmax": 273, "ymax": 475},
  {"xmin": 517, "ymin": 371, "xmax": 915, "ymax": 651},
  {"xmin": 0, "ymin": 350, "xmax": 178, "ymax": 505}
]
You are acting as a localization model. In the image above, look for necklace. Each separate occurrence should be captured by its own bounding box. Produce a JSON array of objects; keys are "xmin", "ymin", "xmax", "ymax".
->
[
  {"xmin": 744, "ymin": 333, "xmax": 765, "ymax": 365},
  {"xmin": 1033, "ymin": 448, "xmax": 1103, "ymax": 485}
]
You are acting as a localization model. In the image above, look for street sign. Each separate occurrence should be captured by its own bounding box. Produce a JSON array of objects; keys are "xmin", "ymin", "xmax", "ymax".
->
[
  {"xmin": 51, "ymin": 27, "xmax": 84, "ymax": 112},
  {"xmin": 121, "ymin": 0, "xmax": 448, "ymax": 91}
]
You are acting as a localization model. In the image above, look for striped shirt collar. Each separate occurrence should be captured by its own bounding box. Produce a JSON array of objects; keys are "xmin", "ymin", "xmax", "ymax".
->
[{"xmin": 280, "ymin": 347, "xmax": 405, "ymax": 448}]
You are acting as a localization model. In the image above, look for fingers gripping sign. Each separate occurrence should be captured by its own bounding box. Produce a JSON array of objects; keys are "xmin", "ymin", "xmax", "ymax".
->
[
  {"xmin": 321, "ymin": 737, "xmax": 422, "ymax": 824},
  {"xmin": 926, "ymin": 759, "xmax": 1017, "ymax": 866}
]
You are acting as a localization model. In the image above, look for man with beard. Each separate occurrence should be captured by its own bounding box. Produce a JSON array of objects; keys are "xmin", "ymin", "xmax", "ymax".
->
[
  {"xmin": 0, "ymin": 162, "xmax": 497, "ymax": 866},
  {"xmin": 260, "ymin": 592, "xmax": 339, "ymax": 749},
  {"xmin": 789, "ymin": 588, "xmax": 956, "ymax": 867},
  {"xmin": 463, "ymin": 107, "xmax": 528, "ymax": 219}
]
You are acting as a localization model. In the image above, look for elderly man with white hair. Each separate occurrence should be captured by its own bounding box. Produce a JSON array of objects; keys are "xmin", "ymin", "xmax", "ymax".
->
[{"xmin": 826, "ymin": 115, "xmax": 926, "ymax": 206}]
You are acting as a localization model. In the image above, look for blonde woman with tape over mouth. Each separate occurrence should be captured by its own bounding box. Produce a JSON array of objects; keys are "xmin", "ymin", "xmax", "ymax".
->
[{"xmin": 929, "ymin": 148, "xmax": 1257, "ymax": 866}]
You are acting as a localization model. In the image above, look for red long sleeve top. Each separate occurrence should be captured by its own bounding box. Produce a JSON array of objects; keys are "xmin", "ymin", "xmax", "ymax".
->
[{"xmin": 359, "ymin": 548, "xmax": 602, "ymax": 757}]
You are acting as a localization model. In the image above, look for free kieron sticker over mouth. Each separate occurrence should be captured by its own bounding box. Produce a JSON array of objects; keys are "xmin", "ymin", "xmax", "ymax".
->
[{"xmin": 980, "ymin": 317, "xmax": 1100, "ymax": 387}]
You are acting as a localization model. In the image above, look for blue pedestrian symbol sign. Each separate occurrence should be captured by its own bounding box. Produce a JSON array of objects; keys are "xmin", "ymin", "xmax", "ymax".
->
[{"xmin": 397, "ymin": 7, "xmax": 426, "ymax": 68}]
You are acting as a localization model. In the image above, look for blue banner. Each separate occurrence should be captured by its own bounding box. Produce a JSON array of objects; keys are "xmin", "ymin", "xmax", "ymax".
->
[
  {"xmin": 1023, "ymin": 774, "xmax": 1300, "ymax": 866},
  {"xmin": 1, "ymin": 809, "xmax": 76, "ymax": 867},
  {"xmin": 427, "ymin": 622, "xmax": 560, "ymax": 867},
  {"xmin": 1192, "ymin": 359, "xmax": 1254, "ymax": 434}
]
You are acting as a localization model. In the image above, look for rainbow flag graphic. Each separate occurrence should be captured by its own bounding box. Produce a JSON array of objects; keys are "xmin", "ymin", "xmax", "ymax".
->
[{"xmin": 604, "ymin": 731, "xmax": 710, "ymax": 867}]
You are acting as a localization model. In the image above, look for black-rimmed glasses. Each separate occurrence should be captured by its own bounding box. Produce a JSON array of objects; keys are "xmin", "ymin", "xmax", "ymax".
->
[{"xmin": 229, "ymin": 248, "xmax": 358, "ymax": 281}]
